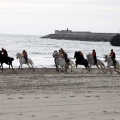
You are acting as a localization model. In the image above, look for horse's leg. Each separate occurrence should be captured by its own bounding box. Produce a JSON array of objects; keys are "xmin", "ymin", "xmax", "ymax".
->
[
  {"xmin": 102, "ymin": 63, "xmax": 106, "ymax": 73},
  {"xmin": 109, "ymin": 66, "xmax": 112, "ymax": 73},
  {"xmin": 55, "ymin": 64, "xmax": 59, "ymax": 72},
  {"xmin": 105, "ymin": 67, "xmax": 108, "ymax": 73},
  {"xmin": 69, "ymin": 62, "xmax": 73, "ymax": 72},
  {"xmin": 8, "ymin": 63, "xmax": 10, "ymax": 69},
  {"xmin": 30, "ymin": 63, "xmax": 35, "ymax": 71},
  {"xmin": 89, "ymin": 64, "xmax": 92, "ymax": 73},
  {"xmin": 100, "ymin": 64, "xmax": 105, "ymax": 73},
  {"xmin": 76, "ymin": 64, "xmax": 77, "ymax": 68},
  {"xmin": 118, "ymin": 64, "xmax": 120, "ymax": 74},
  {"xmin": 115, "ymin": 63, "xmax": 119, "ymax": 73},
  {"xmin": 20, "ymin": 64, "xmax": 23, "ymax": 70},
  {"xmin": 27, "ymin": 63, "xmax": 31, "ymax": 69},
  {"xmin": 60, "ymin": 66, "xmax": 63, "ymax": 72},
  {"xmin": 70, "ymin": 62, "xmax": 73, "ymax": 72},
  {"xmin": 1, "ymin": 63, "xmax": 3, "ymax": 71},
  {"xmin": 88, "ymin": 65, "xmax": 90, "ymax": 72},
  {"xmin": 65, "ymin": 64, "xmax": 68, "ymax": 73},
  {"xmin": 10, "ymin": 62, "xmax": 14, "ymax": 70},
  {"xmin": 96, "ymin": 65, "xmax": 100, "ymax": 73},
  {"xmin": 106, "ymin": 65, "xmax": 112, "ymax": 73}
]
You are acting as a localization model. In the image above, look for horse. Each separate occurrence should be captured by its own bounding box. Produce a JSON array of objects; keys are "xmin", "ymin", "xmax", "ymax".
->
[
  {"xmin": 53, "ymin": 50, "xmax": 75, "ymax": 73},
  {"xmin": 74, "ymin": 51, "xmax": 90, "ymax": 72},
  {"xmin": 16, "ymin": 53, "xmax": 35, "ymax": 70},
  {"xmin": 0, "ymin": 51, "xmax": 14, "ymax": 71},
  {"xmin": 86, "ymin": 53, "xmax": 106, "ymax": 73},
  {"xmin": 104, "ymin": 55, "xmax": 120, "ymax": 73}
]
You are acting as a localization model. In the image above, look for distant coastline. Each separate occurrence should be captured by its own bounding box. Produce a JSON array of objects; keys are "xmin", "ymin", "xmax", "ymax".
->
[{"xmin": 41, "ymin": 29, "xmax": 117, "ymax": 42}]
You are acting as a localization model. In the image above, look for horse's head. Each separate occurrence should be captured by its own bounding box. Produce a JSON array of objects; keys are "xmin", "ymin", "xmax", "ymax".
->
[
  {"xmin": 104, "ymin": 54, "xmax": 109, "ymax": 62},
  {"xmin": 86, "ymin": 53, "xmax": 92, "ymax": 62},
  {"xmin": 53, "ymin": 50, "xmax": 58, "ymax": 58},
  {"xmin": 74, "ymin": 51, "xmax": 79, "ymax": 58},
  {"xmin": 16, "ymin": 53, "xmax": 22, "ymax": 59}
]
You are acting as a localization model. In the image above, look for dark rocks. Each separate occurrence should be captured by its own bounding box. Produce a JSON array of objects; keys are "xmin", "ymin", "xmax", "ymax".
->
[{"xmin": 110, "ymin": 34, "xmax": 120, "ymax": 46}]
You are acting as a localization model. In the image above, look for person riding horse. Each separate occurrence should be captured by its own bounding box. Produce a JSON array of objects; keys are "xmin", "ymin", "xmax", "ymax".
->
[
  {"xmin": 2, "ymin": 48, "xmax": 8, "ymax": 61},
  {"xmin": 92, "ymin": 49, "xmax": 97, "ymax": 64},
  {"xmin": 59, "ymin": 48, "xmax": 69, "ymax": 64},
  {"xmin": 110, "ymin": 49, "xmax": 116, "ymax": 66},
  {"xmin": 22, "ymin": 50, "xmax": 28, "ymax": 63},
  {"xmin": 79, "ymin": 51, "xmax": 84, "ymax": 60}
]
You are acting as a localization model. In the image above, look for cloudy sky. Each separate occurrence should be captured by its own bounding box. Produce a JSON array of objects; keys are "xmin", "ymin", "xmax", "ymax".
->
[{"xmin": 0, "ymin": 0, "xmax": 120, "ymax": 35}]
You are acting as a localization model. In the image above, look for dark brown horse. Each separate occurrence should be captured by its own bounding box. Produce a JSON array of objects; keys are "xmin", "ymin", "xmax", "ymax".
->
[
  {"xmin": 74, "ymin": 51, "xmax": 90, "ymax": 71},
  {"xmin": 0, "ymin": 51, "xmax": 14, "ymax": 71}
]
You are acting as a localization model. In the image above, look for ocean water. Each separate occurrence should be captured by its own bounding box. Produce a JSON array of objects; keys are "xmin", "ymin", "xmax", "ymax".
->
[{"xmin": 0, "ymin": 34, "xmax": 120, "ymax": 68}]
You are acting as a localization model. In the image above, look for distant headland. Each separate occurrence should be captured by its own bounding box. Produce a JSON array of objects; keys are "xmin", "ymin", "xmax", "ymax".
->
[{"xmin": 41, "ymin": 29, "xmax": 117, "ymax": 42}]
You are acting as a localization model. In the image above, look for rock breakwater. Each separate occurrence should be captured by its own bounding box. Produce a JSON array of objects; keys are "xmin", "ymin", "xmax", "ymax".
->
[{"xmin": 41, "ymin": 32, "xmax": 117, "ymax": 42}]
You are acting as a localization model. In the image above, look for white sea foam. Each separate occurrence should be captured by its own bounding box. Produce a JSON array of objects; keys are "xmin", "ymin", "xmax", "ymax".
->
[{"xmin": 0, "ymin": 34, "xmax": 120, "ymax": 68}]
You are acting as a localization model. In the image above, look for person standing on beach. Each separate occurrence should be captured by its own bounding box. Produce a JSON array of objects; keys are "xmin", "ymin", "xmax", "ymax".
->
[
  {"xmin": 92, "ymin": 49, "xmax": 97, "ymax": 64},
  {"xmin": 109, "ymin": 49, "xmax": 116, "ymax": 66},
  {"xmin": 22, "ymin": 50, "xmax": 28, "ymax": 63}
]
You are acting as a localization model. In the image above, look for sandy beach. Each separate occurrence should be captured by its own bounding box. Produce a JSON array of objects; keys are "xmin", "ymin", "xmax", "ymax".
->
[{"xmin": 0, "ymin": 68, "xmax": 120, "ymax": 120}]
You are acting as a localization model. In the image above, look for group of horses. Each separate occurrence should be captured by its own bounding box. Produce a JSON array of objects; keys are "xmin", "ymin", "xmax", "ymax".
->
[
  {"xmin": 53, "ymin": 50, "xmax": 120, "ymax": 74},
  {"xmin": 0, "ymin": 50, "xmax": 119, "ymax": 74},
  {"xmin": 0, "ymin": 52, "xmax": 34, "ymax": 71}
]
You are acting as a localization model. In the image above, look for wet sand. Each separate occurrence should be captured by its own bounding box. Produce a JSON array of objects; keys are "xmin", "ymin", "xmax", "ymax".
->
[{"xmin": 0, "ymin": 68, "xmax": 120, "ymax": 120}]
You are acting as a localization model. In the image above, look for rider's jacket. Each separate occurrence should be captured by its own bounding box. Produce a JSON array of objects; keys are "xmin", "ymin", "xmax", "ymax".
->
[
  {"xmin": 92, "ymin": 51, "xmax": 96, "ymax": 58},
  {"xmin": 110, "ymin": 52, "xmax": 116, "ymax": 58}
]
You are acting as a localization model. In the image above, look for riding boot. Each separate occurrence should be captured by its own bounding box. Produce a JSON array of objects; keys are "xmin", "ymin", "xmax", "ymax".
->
[
  {"xmin": 65, "ymin": 58, "xmax": 69, "ymax": 65},
  {"xmin": 113, "ymin": 63, "xmax": 116, "ymax": 69},
  {"xmin": 113, "ymin": 59, "xmax": 116, "ymax": 68}
]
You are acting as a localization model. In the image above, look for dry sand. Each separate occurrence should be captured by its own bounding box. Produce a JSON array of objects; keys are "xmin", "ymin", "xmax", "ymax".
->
[{"xmin": 0, "ymin": 68, "xmax": 120, "ymax": 120}]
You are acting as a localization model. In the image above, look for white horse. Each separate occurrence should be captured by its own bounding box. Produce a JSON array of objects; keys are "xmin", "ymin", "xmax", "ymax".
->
[
  {"xmin": 104, "ymin": 55, "xmax": 120, "ymax": 73},
  {"xmin": 86, "ymin": 53, "xmax": 106, "ymax": 73},
  {"xmin": 53, "ymin": 50, "xmax": 75, "ymax": 73},
  {"xmin": 16, "ymin": 53, "xmax": 34, "ymax": 70}
]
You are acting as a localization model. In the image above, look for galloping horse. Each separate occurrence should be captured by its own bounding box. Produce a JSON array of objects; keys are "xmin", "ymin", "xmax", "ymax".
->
[
  {"xmin": 104, "ymin": 55, "xmax": 120, "ymax": 73},
  {"xmin": 74, "ymin": 51, "xmax": 90, "ymax": 72},
  {"xmin": 0, "ymin": 51, "xmax": 14, "ymax": 71},
  {"xmin": 16, "ymin": 53, "xmax": 34, "ymax": 70},
  {"xmin": 86, "ymin": 53, "xmax": 105, "ymax": 73},
  {"xmin": 53, "ymin": 50, "xmax": 75, "ymax": 73}
]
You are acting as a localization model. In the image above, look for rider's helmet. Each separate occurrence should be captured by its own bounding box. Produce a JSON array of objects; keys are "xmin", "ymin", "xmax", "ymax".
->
[{"xmin": 111, "ymin": 49, "xmax": 113, "ymax": 51}]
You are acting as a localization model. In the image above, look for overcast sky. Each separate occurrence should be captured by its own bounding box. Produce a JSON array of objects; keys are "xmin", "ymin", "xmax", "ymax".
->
[{"xmin": 0, "ymin": 0, "xmax": 120, "ymax": 35}]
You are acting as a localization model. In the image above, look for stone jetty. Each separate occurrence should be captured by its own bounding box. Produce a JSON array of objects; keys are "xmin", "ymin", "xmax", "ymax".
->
[{"xmin": 41, "ymin": 29, "xmax": 117, "ymax": 42}]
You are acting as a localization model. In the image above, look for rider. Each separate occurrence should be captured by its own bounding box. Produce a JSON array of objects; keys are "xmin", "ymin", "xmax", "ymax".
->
[
  {"xmin": 109, "ymin": 49, "xmax": 116, "ymax": 66},
  {"xmin": 59, "ymin": 48, "xmax": 69, "ymax": 64},
  {"xmin": 2, "ymin": 48, "xmax": 8, "ymax": 60},
  {"xmin": 92, "ymin": 49, "xmax": 97, "ymax": 64},
  {"xmin": 22, "ymin": 50, "xmax": 28, "ymax": 63},
  {"xmin": 79, "ymin": 51, "xmax": 84, "ymax": 59}
]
